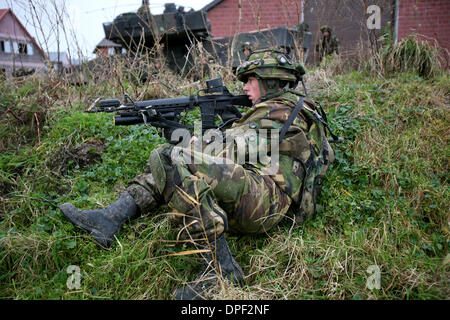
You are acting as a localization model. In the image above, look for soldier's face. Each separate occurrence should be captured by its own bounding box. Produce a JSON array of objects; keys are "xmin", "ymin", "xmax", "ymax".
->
[
  {"xmin": 243, "ymin": 76, "xmax": 263, "ymax": 104},
  {"xmin": 323, "ymin": 31, "xmax": 329, "ymax": 37}
]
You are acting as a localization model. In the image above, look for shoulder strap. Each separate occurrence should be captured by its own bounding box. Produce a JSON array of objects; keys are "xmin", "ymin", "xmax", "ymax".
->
[
  {"xmin": 315, "ymin": 102, "xmax": 344, "ymax": 143},
  {"xmin": 279, "ymin": 96, "xmax": 304, "ymax": 143}
]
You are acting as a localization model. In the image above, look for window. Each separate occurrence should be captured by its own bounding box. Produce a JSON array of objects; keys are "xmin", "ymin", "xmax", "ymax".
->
[
  {"xmin": 4, "ymin": 40, "xmax": 11, "ymax": 53},
  {"xmin": 27, "ymin": 43, "xmax": 33, "ymax": 55},
  {"xmin": 18, "ymin": 42, "xmax": 27, "ymax": 54},
  {"xmin": 0, "ymin": 40, "xmax": 11, "ymax": 53},
  {"xmin": 107, "ymin": 47, "xmax": 115, "ymax": 56},
  {"xmin": 13, "ymin": 42, "xmax": 28, "ymax": 54}
]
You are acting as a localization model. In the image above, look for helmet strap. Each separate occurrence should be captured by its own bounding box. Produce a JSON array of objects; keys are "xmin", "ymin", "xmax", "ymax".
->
[
  {"xmin": 250, "ymin": 75, "xmax": 298, "ymax": 105},
  {"xmin": 260, "ymin": 78, "xmax": 281, "ymax": 97},
  {"xmin": 256, "ymin": 76, "xmax": 266, "ymax": 98},
  {"xmin": 253, "ymin": 78, "xmax": 291, "ymax": 105}
]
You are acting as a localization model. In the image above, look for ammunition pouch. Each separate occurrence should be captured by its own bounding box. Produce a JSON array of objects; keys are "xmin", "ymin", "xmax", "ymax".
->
[{"xmin": 295, "ymin": 135, "xmax": 334, "ymax": 225}]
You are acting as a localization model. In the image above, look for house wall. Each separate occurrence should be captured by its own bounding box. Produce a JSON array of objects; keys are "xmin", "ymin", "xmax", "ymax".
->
[
  {"xmin": 206, "ymin": 0, "xmax": 302, "ymax": 39},
  {"xmin": 96, "ymin": 47, "xmax": 109, "ymax": 57},
  {"xmin": 95, "ymin": 47, "xmax": 123, "ymax": 58},
  {"xmin": 0, "ymin": 11, "xmax": 47, "ymax": 77},
  {"xmin": 397, "ymin": 0, "xmax": 450, "ymax": 54}
]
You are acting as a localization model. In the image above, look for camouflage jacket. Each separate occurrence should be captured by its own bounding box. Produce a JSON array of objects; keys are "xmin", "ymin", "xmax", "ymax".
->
[
  {"xmin": 316, "ymin": 35, "xmax": 339, "ymax": 58},
  {"xmin": 222, "ymin": 91, "xmax": 334, "ymax": 220}
]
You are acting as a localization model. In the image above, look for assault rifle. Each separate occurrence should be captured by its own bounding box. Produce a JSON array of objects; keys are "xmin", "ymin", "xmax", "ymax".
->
[{"xmin": 87, "ymin": 78, "xmax": 252, "ymax": 143}]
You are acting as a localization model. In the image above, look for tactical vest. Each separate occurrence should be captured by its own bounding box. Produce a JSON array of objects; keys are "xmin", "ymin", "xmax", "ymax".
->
[
  {"xmin": 232, "ymin": 93, "xmax": 335, "ymax": 224},
  {"xmin": 286, "ymin": 97, "xmax": 335, "ymax": 224}
]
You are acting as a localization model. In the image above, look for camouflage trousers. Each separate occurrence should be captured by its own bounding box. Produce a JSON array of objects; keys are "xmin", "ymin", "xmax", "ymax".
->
[{"xmin": 126, "ymin": 144, "xmax": 292, "ymax": 241}]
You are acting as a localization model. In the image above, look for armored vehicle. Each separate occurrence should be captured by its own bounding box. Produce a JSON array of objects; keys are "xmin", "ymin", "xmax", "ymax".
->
[
  {"xmin": 102, "ymin": 2, "xmax": 210, "ymax": 72},
  {"xmin": 102, "ymin": 2, "xmax": 312, "ymax": 73}
]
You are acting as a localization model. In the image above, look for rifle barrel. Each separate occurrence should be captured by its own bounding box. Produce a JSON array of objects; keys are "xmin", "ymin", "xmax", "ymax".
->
[{"xmin": 114, "ymin": 115, "xmax": 143, "ymax": 126}]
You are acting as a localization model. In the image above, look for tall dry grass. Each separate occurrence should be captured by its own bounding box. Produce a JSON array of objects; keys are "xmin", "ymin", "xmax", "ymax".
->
[{"xmin": 0, "ymin": 1, "xmax": 449, "ymax": 301}]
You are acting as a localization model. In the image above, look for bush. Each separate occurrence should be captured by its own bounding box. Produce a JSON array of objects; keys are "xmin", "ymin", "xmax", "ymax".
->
[{"xmin": 381, "ymin": 35, "xmax": 443, "ymax": 79}]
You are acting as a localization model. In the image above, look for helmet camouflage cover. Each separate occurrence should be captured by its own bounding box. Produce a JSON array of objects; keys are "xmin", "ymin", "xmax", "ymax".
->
[
  {"xmin": 320, "ymin": 25, "xmax": 332, "ymax": 33},
  {"xmin": 241, "ymin": 41, "xmax": 252, "ymax": 51},
  {"xmin": 236, "ymin": 48, "xmax": 306, "ymax": 84}
]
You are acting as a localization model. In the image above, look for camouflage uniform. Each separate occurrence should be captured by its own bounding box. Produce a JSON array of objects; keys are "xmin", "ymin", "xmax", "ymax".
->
[
  {"xmin": 316, "ymin": 26, "xmax": 340, "ymax": 61},
  {"xmin": 127, "ymin": 52, "xmax": 334, "ymax": 240},
  {"xmin": 60, "ymin": 48, "xmax": 335, "ymax": 300}
]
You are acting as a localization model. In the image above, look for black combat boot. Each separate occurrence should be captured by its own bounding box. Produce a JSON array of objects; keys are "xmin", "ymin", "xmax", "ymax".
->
[
  {"xmin": 174, "ymin": 234, "xmax": 245, "ymax": 300},
  {"xmin": 59, "ymin": 191, "xmax": 138, "ymax": 248}
]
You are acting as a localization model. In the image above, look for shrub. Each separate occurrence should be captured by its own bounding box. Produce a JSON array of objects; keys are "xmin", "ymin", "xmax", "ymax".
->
[{"xmin": 381, "ymin": 35, "xmax": 443, "ymax": 79}]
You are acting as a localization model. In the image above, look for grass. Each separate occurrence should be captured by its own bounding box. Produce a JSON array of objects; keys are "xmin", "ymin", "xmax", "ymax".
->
[
  {"xmin": 381, "ymin": 35, "xmax": 444, "ymax": 79},
  {"xmin": 0, "ymin": 55, "xmax": 448, "ymax": 300}
]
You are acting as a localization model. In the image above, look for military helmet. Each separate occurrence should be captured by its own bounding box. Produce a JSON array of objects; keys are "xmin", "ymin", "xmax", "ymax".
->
[
  {"xmin": 241, "ymin": 41, "xmax": 252, "ymax": 51},
  {"xmin": 320, "ymin": 25, "xmax": 332, "ymax": 33},
  {"xmin": 297, "ymin": 22, "xmax": 310, "ymax": 32},
  {"xmin": 236, "ymin": 48, "xmax": 305, "ymax": 84}
]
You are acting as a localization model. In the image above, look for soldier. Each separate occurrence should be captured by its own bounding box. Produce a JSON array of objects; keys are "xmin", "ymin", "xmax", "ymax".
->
[
  {"xmin": 59, "ymin": 48, "xmax": 335, "ymax": 300},
  {"xmin": 316, "ymin": 25, "xmax": 340, "ymax": 61},
  {"xmin": 241, "ymin": 42, "xmax": 253, "ymax": 59}
]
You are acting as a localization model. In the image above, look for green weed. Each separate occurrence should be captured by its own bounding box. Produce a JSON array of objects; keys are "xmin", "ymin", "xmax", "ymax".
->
[{"xmin": 0, "ymin": 58, "xmax": 448, "ymax": 300}]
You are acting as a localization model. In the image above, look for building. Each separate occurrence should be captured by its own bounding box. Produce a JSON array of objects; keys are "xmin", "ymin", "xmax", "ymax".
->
[
  {"xmin": 202, "ymin": 0, "xmax": 450, "ymax": 65},
  {"xmin": 48, "ymin": 52, "xmax": 72, "ymax": 73},
  {"xmin": 0, "ymin": 8, "xmax": 47, "ymax": 78},
  {"xmin": 93, "ymin": 38, "xmax": 124, "ymax": 58},
  {"xmin": 203, "ymin": 0, "xmax": 302, "ymax": 39},
  {"xmin": 396, "ymin": 0, "xmax": 450, "ymax": 52}
]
